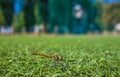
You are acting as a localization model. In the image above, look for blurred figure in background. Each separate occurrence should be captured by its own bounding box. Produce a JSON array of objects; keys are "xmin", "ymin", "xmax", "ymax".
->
[
  {"xmin": 0, "ymin": 0, "xmax": 13, "ymax": 34},
  {"xmin": 71, "ymin": 0, "xmax": 97, "ymax": 34},
  {"xmin": 71, "ymin": 2, "xmax": 87, "ymax": 34},
  {"xmin": 23, "ymin": 0, "xmax": 35, "ymax": 32}
]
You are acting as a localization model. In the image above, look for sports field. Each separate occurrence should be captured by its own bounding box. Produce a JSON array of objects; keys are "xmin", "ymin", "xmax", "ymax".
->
[{"xmin": 0, "ymin": 35, "xmax": 120, "ymax": 77}]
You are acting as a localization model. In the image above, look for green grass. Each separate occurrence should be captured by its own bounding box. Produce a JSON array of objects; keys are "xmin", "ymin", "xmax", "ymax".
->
[{"xmin": 0, "ymin": 35, "xmax": 120, "ymax": 77}]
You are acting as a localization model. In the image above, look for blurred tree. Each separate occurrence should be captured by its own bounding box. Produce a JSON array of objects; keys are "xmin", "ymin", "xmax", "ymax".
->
[
  {"xmin": 102, "ymin": 3, "xmax": 120, "ymax": 31},
  {"xmin": 13, "ymin": 0, "xmax": 22, "ymax": 32},
  {"xmin": 93, "ymin": 1, "xmax": 103, "ymax": 31},
  {"xmin": 0, "ymin": 5, "xmax": 5, "ymax": 26},
  {"xmin": 94, "ymin": 1, "xmax": 103, "ymax": 25},
  {"xmin": 0, "ymin": 0, "xmax": 13, "ymax": 26},
  {"xmin": 34, "ymin": 0, "xmax": 41, "ymax": 25},
  {"xmin": 23, "ymin": 0, "xmax": 35, "ymax": 32},
  {"xmin": 40, "ymin": 0, "xmax": 48, "ymax": 32},
  {"xmin": 48, "ymin": 0, "xmax": 70, "ymax": 33}
]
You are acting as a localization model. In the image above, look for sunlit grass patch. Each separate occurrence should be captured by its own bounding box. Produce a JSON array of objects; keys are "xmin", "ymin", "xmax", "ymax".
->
[{"xmin": 0, "ymin": 35, "xmax": 120, "ymax": 77}]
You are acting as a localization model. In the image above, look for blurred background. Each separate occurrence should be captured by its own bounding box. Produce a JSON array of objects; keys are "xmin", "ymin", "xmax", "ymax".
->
[{"xmin": 0, "ymin": 0, "xmax": 120, "ymax": 35}]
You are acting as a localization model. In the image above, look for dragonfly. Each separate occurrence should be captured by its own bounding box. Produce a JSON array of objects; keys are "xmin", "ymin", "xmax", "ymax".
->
[{"xmin": 32, "ymin": 52, "xmax": 62, "ymax": 61}]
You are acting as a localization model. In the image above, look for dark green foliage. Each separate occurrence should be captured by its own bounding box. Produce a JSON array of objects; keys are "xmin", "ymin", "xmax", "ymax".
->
[
  {"xmin": 48, "ymin": 0, "xmax": 70, "ymax": 25},
  {"xmin": 102, "ymin": 3, "xmax": 120, "ymax": 30}
]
